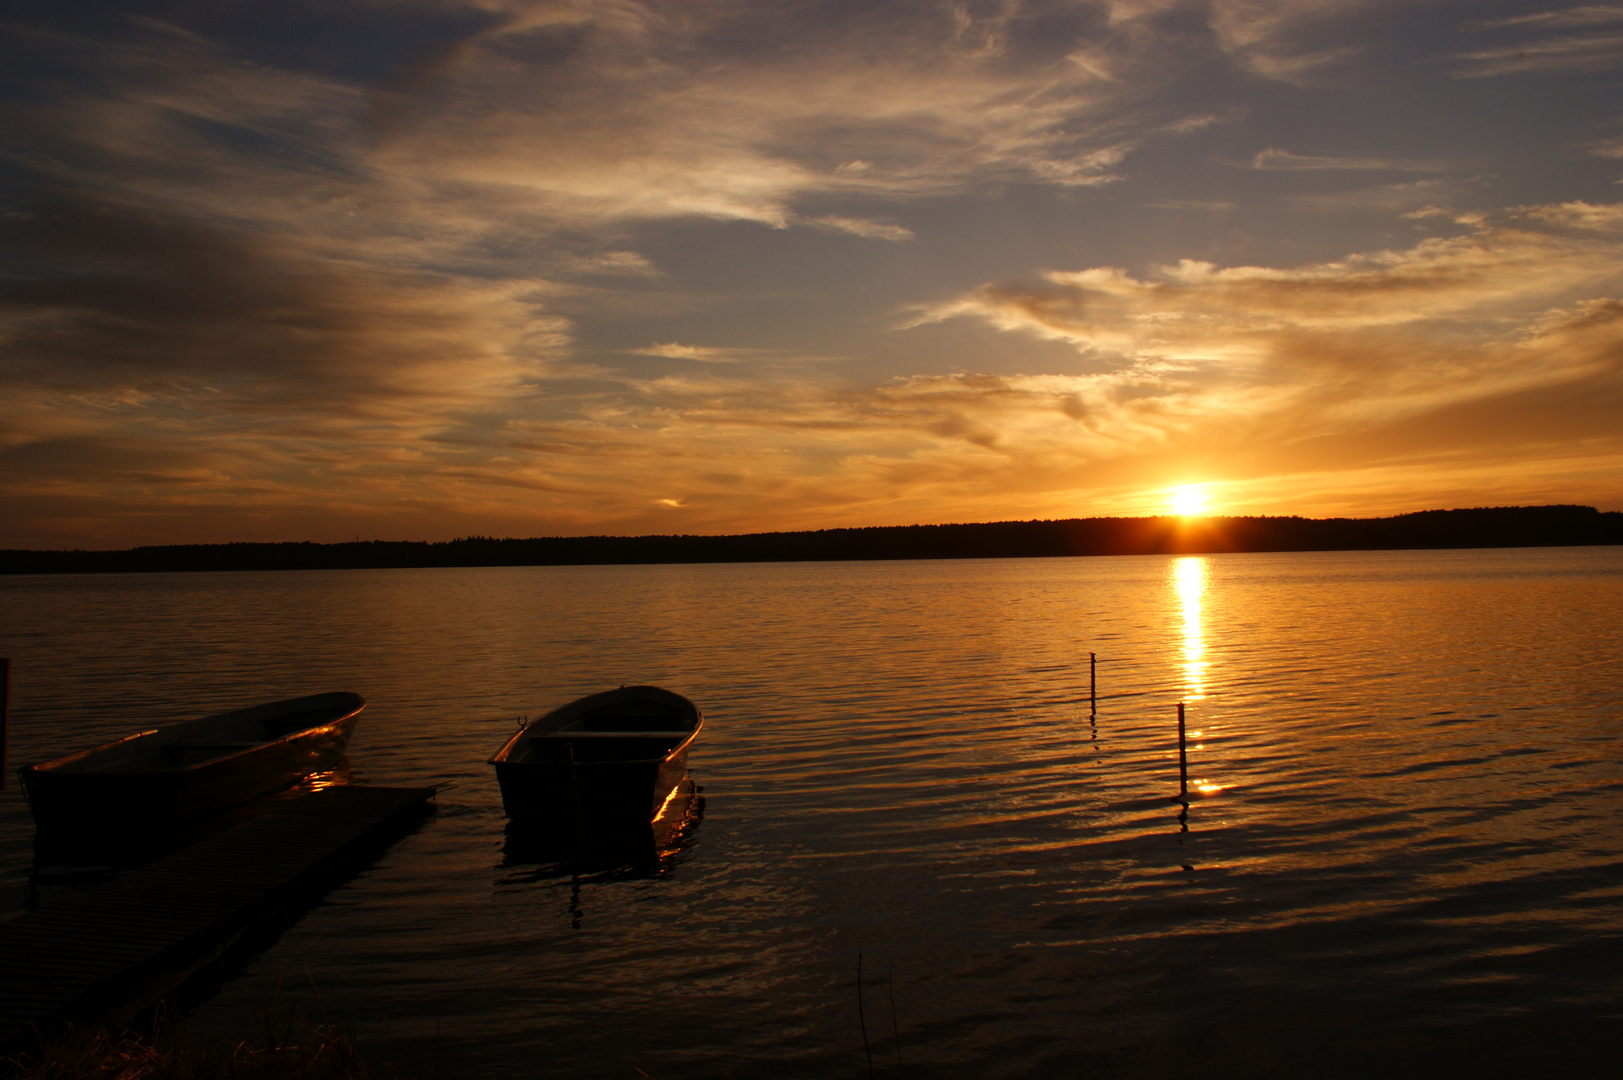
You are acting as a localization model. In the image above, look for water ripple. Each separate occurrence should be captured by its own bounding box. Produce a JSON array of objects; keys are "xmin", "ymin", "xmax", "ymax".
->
[{"xmin": 1, "ymin": 547, "xmax": 1620, "ymax": 1076}]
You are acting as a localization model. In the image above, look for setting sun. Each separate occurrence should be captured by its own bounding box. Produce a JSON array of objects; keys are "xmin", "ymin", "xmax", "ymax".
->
[{"xmin": 1169, "ymin": 484, "xmax": 1210, "ymax": 517}]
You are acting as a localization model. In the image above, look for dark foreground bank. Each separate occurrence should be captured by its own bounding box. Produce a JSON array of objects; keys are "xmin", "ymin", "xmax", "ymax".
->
[
  {"xmin": 3, "ymin": 1016, "xmax": 393, "ymax": 1080},
  {"xmin": 4, "ymin": 504, "xmax": 1621, "ymax": 575}
]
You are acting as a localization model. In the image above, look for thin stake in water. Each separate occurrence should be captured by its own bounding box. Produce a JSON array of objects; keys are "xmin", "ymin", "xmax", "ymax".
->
[
  {"xmin": 1177, "ymin": 702, "xmax": 1188, "ymax": 798},
  {"xmin": 1, "ymin": 658, "xmax": 9, "ymax": 791},
  {"xmin": 564, "ymin": 742, "xmax": 586, "ymax": 846},
  {"xmin": 857, "ymin": 952, "xmax": 874, "ymax": 1078},
  {"xmin": 888, "ymin": 964, "xmax": 902, "ymax": 1069}
]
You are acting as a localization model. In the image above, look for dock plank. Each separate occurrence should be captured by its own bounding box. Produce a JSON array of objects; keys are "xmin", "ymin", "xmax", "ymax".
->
[{"xmin": 0, "ymin": 785, "xmax": 434, "ymax": 1052}]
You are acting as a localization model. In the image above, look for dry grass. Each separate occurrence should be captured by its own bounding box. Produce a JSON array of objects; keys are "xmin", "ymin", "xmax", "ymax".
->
[{"xmin": 3, "ymin": 1009, "xmax": 393, "ymax": 1080}]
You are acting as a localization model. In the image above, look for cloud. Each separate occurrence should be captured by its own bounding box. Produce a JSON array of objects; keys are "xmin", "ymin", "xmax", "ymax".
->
[
  {"xmin": 4, "ymin": 1, "xmax": 1223, "ymax": 543},
  {"xmin": 1466, "ymin": 6, "xmax": 1623, "ymax": 32},
  {"xmin": 3, "ymin": 3, "xmax": 1622, "ymax": 544},
  {"xmin": 1161, "ymin": 113, "xmax": 1224, "ymax": 134},
  {"xmin": 1203, "ymin": 0, "xmax": 1380, "ymax": 82},
  {"xmin": 933, "ymin": 204, "xmax": 1623, "ymax": 339},
  {"xmin": 1250, "ymin": 148, "xmax": 1450, "ymax": 172},
  {"xmin": 1284, "ymin": 177, "xmax": 1474, "ymax": 216},
  {"xmin": 472, "ymin": 200, "xmax": 1623, "ymax": 528},
  {"xmin": 0, "ymin": 185, "xmax": 572, "ymax": 548},
  {"xmin": 0, "ymin": 193, "xmax": 562, "ymax": 425},
  {"xmin": 566, "ymin": 250, "xmax": 659, "ymax": 276},
  {"xmin": 891, "ymin": 201, "xmax": 1623, "ymax": 505},
  {"xmin": 10, "ymin": 197, "xmax": 1623, "ymax": 543},
  {"xmin": 1400, "ymin": 204, "xmax": 1457, "ymax": 220},
  {"xmin": 805, "ymin": 216, "xmax": 916, "ymax": 242},
  {"xmin": 1453, "ymin": 6, "xmax": 1623, "ymax": 78},
  {"xmin": 1451, "ymin": 34, "xmax": 1623, "ymax": 78},
  {"xmin": 1517, "ymin": 200, "xmax": 1623, "ymax": 231},
  {"xmin": 359, "ymin": 1, "xmax": 1183, "ymax": 231},
  {"xmin": 631, "ymin": 343, "xmax": 777, "ymax": 364},
  {"xmin": 1140, "ymin": 199, "xmax": 1237, "ymax": 211}
]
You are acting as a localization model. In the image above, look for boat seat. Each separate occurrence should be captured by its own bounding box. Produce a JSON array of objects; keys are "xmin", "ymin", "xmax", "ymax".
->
[
  {"xmin": 167, "ymin": 742, "xmax": 264, "ymax": 750},
  {"xmin": 543, "ymin": 731, "xmax": 692, "ymax": 739}
]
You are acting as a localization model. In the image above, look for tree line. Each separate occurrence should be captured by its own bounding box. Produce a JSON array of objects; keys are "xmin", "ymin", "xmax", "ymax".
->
[{"xmin": 3, "ymin": 505, "xmax": 1620, "ymax": 575}]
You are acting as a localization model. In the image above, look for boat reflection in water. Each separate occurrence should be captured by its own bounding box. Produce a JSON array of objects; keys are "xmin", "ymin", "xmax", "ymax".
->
[
  {"xmin": 27, "ymin": 759, "xmax": 361, "ymax": 906},
  {"xmin": 497, "ymin": 775, "xmax": 705, "ymax": 926},
  {"xmin": 23, "ymin": 689, "xmax": 365, "ymax": 881}
]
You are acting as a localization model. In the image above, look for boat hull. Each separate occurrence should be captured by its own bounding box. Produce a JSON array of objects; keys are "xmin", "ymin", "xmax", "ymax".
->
[
  {"xmin": 18, "ymin": 692, "xmax": 364, "ymax": 843},
  {"xmin": 493, "ymin": 738, "xmax": 693, "ymax": 831},
  {"xmin": 500, "ymin": 776, "xmax": 703, "ymax": 867},
  {"xmin": 490, "ymin": 686, "xmax": 701, "ymax": 837}
]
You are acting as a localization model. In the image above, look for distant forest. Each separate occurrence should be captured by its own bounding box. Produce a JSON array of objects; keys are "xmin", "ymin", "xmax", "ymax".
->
[{"xmin": 3, "ymin": 505, "xmax": 1620, "ymax": 576}]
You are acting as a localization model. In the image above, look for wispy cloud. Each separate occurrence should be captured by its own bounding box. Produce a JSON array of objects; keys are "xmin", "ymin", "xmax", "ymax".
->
[
  {"xmin": 469, "ymin": 203, "xmax": 1623, "ymax": 529},
  {"xmin": 9, "ymin": 200, "xmax": 1623, "ymax": 543},
  {"xmin": 805, "ymin": 216, "xmax": 916, "ymax": 242},
  {"xmin": 1140, "ymin": 199, "xmax": 1237, "ymax": 211},
  {"xmin": 1452, "ymin": 34, "xmax": 1623, "ymax": 78},
  {"xmin": 1203, "ymin": 0, "xmax": 1380, "ymax": 83},
  {"xmin": 1453, "ymin": 5, "xmax": 1623, "ymax": 79},
  {"xmin": 361, "ymin": 2, "xmax": 1174, "ymax": 231},
  {"xmin": 631, "ymin": 343, "xmax": 778, "ymax": 364},
  {"xmin": 893, "ymin": 202, "xmax": 1623, "ymax": 506},
  {"xmin": 1467, "ymin": 6, "xmax": 1623, "ymax": 32},
  {"xmin": 1251, "ymin": 148, "xmax": 1449, "ymax": 172},
  {"xmin": 1586, "ymin": 133, "xmax": 1623, "ymax": 159}
]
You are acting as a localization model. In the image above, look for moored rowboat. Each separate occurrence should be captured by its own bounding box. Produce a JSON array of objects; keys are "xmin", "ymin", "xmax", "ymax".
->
[
  {"xmin": 489, "ymin": 685, "xmax": 702, "ymax": 833},
  {"xmin": 18, "ymin": 691, "xmax": 365, "ymax": 841}
]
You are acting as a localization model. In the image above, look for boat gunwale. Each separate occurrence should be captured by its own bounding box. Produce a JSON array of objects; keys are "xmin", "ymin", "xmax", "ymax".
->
[
  {"xmin": 489, "ymin": 686, "xmax": 702, "ymax": 769},
  {"xmin": 18, "ymin": 692, "xmax": 366, "ymax": 780}
]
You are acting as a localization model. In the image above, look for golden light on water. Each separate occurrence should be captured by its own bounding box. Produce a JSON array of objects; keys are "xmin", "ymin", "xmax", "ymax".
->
[
  {"xmin": 1173, "ymin": 557, "xmax": 1222, "ymax": 795},
  {"xmin": 302, "ymin": 768, "xmax": 349, "ymax": 792},
  {"xmin": 1173, "ymin": 556, "xmax": 1207, "ymax": 701}
]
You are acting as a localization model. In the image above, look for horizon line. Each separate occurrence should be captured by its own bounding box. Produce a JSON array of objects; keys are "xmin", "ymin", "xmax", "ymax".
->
[{"xmin": 3, "ymin": 504, "xmax": 1614, "ymax": 556}]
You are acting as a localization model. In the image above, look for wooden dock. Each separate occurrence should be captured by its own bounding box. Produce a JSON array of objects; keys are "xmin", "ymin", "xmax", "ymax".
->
[{"xmin": 0, "ymin": 784, "xmax": 435, "ymax": 1052}]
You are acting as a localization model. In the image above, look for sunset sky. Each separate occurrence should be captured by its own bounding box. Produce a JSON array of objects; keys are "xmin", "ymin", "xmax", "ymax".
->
[{"xmin": 4, "ymin": 0, "xmax": 1622, "ymax": 547}]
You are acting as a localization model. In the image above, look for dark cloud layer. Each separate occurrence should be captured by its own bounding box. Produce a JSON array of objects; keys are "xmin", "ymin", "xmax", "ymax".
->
[{"xmin": 1, "ymin": 190, "xmax": 544, "ymax": 417}]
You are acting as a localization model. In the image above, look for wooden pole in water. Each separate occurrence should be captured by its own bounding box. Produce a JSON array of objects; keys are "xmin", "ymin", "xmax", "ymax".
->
[
  {"xmin": 1090, "ymin": 652, "xmax": 1096, "ymax": 709},
  {"xmin": 1, "ymin": 658, "xmax": 8, "ymax": 790},
  {"xmin": 857, "ymin": 951, "xmax": 874, "ymax": 1079},
  {"xmin": 1177, "ymin": 702, "xmax": 1188, "ymax": 798}
]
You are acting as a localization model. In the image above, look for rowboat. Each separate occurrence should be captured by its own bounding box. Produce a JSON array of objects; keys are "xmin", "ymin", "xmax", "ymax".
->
[
  {"xmin": 18, "ymin": 691, "xmax": 365, "ymax": 841},
  {"xmin": 489, "ymin": 686, "xmax": 702, "ymax": 835}
]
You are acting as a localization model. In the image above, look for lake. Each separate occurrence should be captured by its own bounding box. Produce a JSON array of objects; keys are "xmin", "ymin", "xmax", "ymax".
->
[{"xmin": 2, "ymin": 547, "xmax": 1621, "ymax": 1077}]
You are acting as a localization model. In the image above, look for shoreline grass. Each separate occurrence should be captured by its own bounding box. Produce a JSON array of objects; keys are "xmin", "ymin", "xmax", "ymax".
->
[{"xmin": 3, "ymin": 1010, "xmax": 396, "ymax": 1080}]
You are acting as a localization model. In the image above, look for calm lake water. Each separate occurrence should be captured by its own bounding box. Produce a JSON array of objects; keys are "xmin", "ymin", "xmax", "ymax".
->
[{"xmin": 2, "ymin": 547, "xmax": 1622, "ymax": 1078}]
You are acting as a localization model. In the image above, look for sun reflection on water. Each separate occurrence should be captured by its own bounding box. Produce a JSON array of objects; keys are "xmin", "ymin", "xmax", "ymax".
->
[{"xmin": 1172, "ymin": 556, "xmax": 1208, "ymax": 701}]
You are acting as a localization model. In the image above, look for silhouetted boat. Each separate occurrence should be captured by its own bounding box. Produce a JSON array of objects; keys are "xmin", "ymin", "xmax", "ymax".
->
[
  {"xmin": 490, "ymin": 685, "xmax": 702, "ymax": 835},
  {"xmin": 498, "ymin": 777, "xmax": 705, "ymax": 879},
  {"xmin": 18, "ymin": 691, "xmax": 365, "ymax": 841}
]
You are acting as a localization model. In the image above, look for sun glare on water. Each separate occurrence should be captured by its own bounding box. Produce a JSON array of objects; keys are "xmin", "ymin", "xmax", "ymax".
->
[{"xmin": 1168, "ymin": 484, "xmax": 1209, "ymax": 517}]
